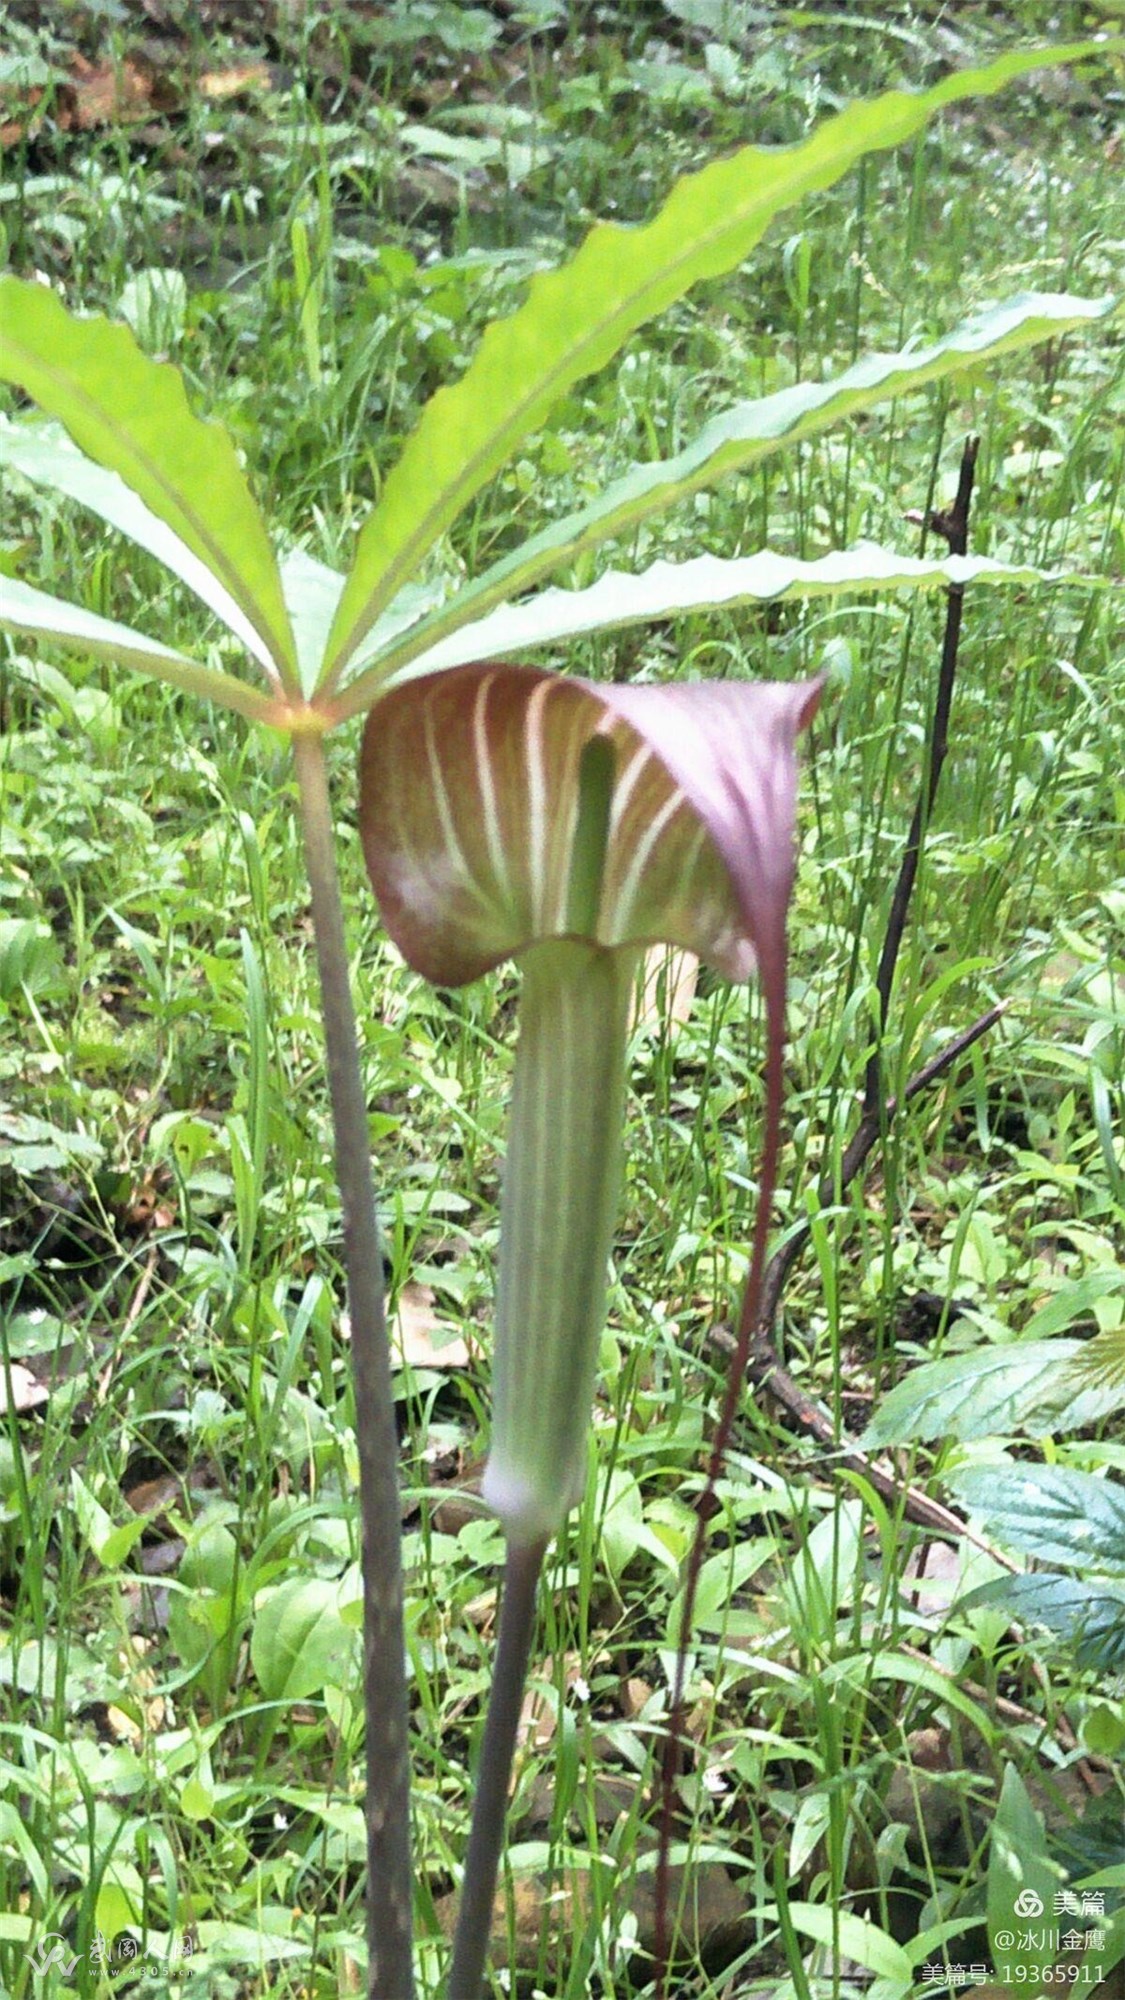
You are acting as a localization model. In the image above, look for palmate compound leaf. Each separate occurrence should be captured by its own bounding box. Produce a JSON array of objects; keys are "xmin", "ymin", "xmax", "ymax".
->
[
  {"xmin": 0, "ymin": 276, "xmax": 298, "ymax": 692},
  {"xmin": 336, "ymin": 290, "xmax": 1117, "ymax": 697},
  {"xmin": 322, "ymin": 41, "xmax": 1116, "ymax": 688},
  {"xmin": 358, "ymin": 658, "xmax": 822, "ymax": 1006}
]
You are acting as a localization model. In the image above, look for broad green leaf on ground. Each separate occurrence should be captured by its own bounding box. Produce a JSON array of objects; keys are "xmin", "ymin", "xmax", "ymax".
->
[
  {"xmin": 339, "ymin": 290, "xmax": 1116, "ymax": 690},
  {"xmin": 0, "ymin": 1105, "xmax": 103, "ymax": 1174},
  {"xmin": 948, "ymin": 1465, "xmax": 1125, "ymax": 1570},
  {"xmin": 1020, "ymin": 1269, "xmax": 1125, "ymax": 1341},
  {"xmin": 669, "ymin": 1536, "xmax": 779, "ymax": 1640},
  {"xmin": 0, "ymin": 275, "xmax": 298, "ymax": 691},
  {"xmin": 250, "ymin": 1577, "xmax": 359, "ymax": 1702},
  {"xmin": 0, "ymin": 575, "xmax": 276, "ymax": 723},
  {"xmin": 320, "ymin": 42, "xmax": 1113, "ymax": 686},
  {"xmin": 781, "ymin": 1499, "xmax": 865, "ymax": 1639},
  {"xmin": 960, "ymin": 1573, "xmax": 1125, "ymax": 1671},
  {"xmin": 845, "ymin": 1651, "xmax": 996, "ymax": 1741},
  {"xmin": 70, "ymin": 1470, "xmax": 148, "ymax": 1570},
  {"xmin": 336, "ymin": 545, "xmax": 1077, "ymax": 715},
  {"xmin": 861, "ymin": 1338, "xmax": 1086, "ymax": 1446},
  {"xmin": 0, "ymin": 419, "xmax": 279, "ymax": 675},
  {"xmin": 191, "ymin": 1921, "xmax": 308, "ymax": 1970},
  {"xmin": 1054, "ymin": 1325, "xmax": 1125, "ymax": 1418}
]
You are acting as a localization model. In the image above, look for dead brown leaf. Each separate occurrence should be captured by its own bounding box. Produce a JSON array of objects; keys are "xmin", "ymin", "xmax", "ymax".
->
[
  {"xmin": 101, "ymin": 1637, "xmax": 165, "ymax": 1742},
  {"xmin": 514, "ymin": 1681, "xmax": 558, "ymax": 1764},
  {"xmin": 463, "ymin": 1587, "xmax": 497, "ymax": 1631},
  {"xmin": 198, "ymin": 63, "xmax": 275, "ymax": 101},
  {"xmin": 391, "ymin": 1281, "xmax": 472, "ymax": 1370},
  {"xmin": 125, "ymin": 1473, "xmax": 184, "ymax": 1521},
  {"xmin": 427, "ymin": 1452, "xmax": 486, "ymax": 1536},
  {"xmin": 619, "ymin": 1675, "xmax": 654, "ymax": 1719},
  {"xmin": 68, "ymin": 54, "xmax": 162, "ymax": 130},
  {"xmin": 0, "ymin": 1361, "xmax": 49, "ymax": 1416}
]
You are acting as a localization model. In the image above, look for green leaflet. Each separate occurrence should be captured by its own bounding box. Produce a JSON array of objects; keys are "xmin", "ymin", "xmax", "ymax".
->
[
  {"xmin": 278, "ymin": 546, "xmax": 347, "ymax": 697},
  {"xmin": 0, "ymin": 574, "xmax": 275, "ymax": 723},
  {"xmin": 336, "ymin": 545, "xmax": 1079, "ymax": 717},
  {"xmin": 321, "ymin": 42, "xmax": 1115, "ymax": 686},
  {"xmin": 1, "ymin": 418, "xmax": 279, "ymax": 677},
  {"xmin": 0, "ymin": 276, "xmax": 297, "ymax": 691},
  {"xmin": 338, "ymin": 289, "xmax": 1116, "ymax": 696}
]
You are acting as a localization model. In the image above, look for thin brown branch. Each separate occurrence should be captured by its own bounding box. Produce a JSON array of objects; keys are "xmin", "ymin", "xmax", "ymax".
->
[
  {"xmin": 864, "ymin": 434, "xmax": 979, "ymax": 1119},
  {"xmin": 755, "ymin": 998, "xmax": 1007, "ymax": 1347},
  {"xmin": 707, "ymin": 1319, "xmax": 1017, "ymax": 1566}
]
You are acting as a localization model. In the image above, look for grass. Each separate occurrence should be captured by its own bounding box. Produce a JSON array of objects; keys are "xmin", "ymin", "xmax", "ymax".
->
[{"xmin": 1, "ymin": 1, "xmax": 1123, "ymax": 1995}]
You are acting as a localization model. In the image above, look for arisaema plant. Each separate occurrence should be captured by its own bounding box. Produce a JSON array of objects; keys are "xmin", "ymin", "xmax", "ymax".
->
[{"xmin": 0, "ymin": 40, "xmax": 1117, "ymax": 1999}]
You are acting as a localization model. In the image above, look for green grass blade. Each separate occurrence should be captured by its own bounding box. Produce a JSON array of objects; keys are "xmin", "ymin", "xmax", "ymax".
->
[
  {"xmin": 1, "ymin": 418, "xmax": 280, "ymax": 677},
  {"xmin": 334, "ymin": 545, "xmax": 1082, "ymax": 716},
  {"xmin": 321, "ymin": 40, "xmax": 1114, "ymax": 687},
  {"xmin": 338, "ymin": 290, "xmax": 1116, "ymax": 693},
  {"xmin": 0, "ymin": 276, "xmax": 298, "ymax": 693},
  {"xmin": 0, "ymin": 575, "xmax": 277, "ymax": 724}
]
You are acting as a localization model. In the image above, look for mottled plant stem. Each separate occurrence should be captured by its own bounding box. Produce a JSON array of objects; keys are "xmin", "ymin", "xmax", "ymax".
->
[
  {"xmin": 292, "ymin": 733, "xmax": 414, "ymax": 2000},
  {"xmin": 448, "ymin": 1535, "xmax": 548, "ymax": 2000}
]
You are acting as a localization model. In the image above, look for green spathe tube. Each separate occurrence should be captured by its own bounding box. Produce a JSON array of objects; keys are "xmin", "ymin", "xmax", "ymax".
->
[{"xmin": 481, "ymin": 936, "xmax": 638, "ymax": 1547}]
